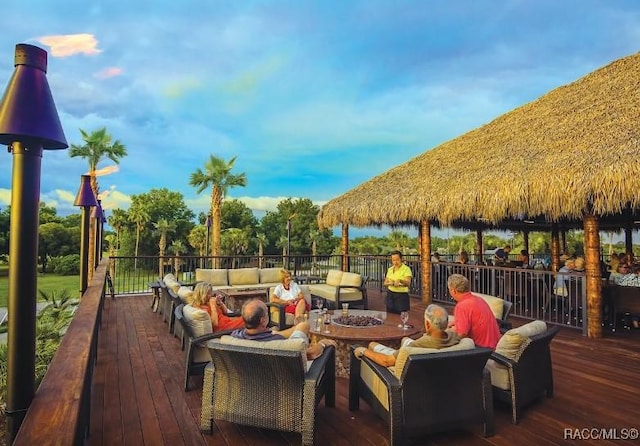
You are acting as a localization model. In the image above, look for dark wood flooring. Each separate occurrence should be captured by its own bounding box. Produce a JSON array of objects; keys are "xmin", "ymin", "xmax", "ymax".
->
[{"xmin": 89, "ymin": 290, "xmax": 640, "ymax": 446}]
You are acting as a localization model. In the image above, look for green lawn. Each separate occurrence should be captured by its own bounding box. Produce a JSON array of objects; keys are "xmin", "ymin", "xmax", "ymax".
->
[{"xmin": 0, "ymin": 265, "xmax": 79, "ymax": 307}]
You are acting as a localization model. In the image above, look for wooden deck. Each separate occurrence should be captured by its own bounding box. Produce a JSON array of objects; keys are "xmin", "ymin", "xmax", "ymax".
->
[{"xmin": 89, "ymin": 290, "xmax": 640, "ymax": 446}]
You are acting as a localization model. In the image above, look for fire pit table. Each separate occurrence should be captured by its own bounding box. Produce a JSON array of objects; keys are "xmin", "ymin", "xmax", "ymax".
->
[{"xmin": 309, "ymin": 309, "xmax": 421, "ymax": 378}]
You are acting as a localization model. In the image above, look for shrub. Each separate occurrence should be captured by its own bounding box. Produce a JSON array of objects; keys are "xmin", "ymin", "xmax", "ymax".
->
[
  {"xmin": 50, "ymin": 254, "xmax": 80, "ymax": 275},
  {"xmin": 0, "ymin": 289, "xmax": 77, "ymax": 418}
]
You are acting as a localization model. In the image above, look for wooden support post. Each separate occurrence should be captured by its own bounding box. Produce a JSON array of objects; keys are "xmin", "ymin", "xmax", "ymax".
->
[
  {"xmin": 584, "ymin": 214, "xmax": 602, "ymax": 338},
  {"xmin": 420, "ymin": 221, "xmax": 431, "ymax": 304}
]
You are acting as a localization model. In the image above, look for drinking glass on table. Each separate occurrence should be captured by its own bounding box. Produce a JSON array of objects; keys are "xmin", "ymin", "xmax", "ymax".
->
[
  {"xmin": 323, "ymin": 310, "xmax": 332, "ymax": 333},
  {"xmin": 400, "ymin": 311, "xmax": 409, "ymax": 330}
]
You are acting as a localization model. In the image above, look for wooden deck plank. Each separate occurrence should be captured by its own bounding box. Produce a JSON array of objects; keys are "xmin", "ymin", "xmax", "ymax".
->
[
  {"xmin": 90, "ymin": 290, "xmax": 640, "ymax": 446},
  {"xmin": 118, "ymin": 303, "xmax": 144, "ymax": 445},
  {"xmin": 128, "ymin": 296, "xmax": 165, "ymax": 446}
]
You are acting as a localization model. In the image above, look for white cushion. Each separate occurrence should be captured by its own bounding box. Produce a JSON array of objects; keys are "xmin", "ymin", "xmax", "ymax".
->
[
  {"xmin": 486, "ymin": 358, "xmax": 511, "ymax": 390},
  {"xmin": 359, "ymin": 360, "xmax": 390, "ymax": 410},
  {"xmin": 340, "ymin": 272, "xmax": 362, "ymax": 287},
  {"xmin": 177, "ymin": 286, "xmax": 193, "ymax": 303},
  {"xmin": 494, "ymin": 320, "xmax": 547, "ymax": 361},
  {"xmin": 489, "ymin": 320, "xmax": 548, "ymax": 390},
  {"xmin": 473, "ymin": 293, "xmax": 504, "ymax": 319},
  {"xmin": 183, "ymin": 305, "xmax": 213, "ymax": 363},
  {"xmin": 196, "ymin": 268, "xmax": 229, "ymax": 286},
  {"xmin": 393, "ymin": 337, "xmax": 476, "ymax": 378},
  {"xmin": 259, "ymin": 268, "xmax": 281, "ymax": 284},
  {"xmin": 325, "ymin": 270, "xmax": 343, "ymax": 287},
  {"xmin": 219, "ymin": 335, "xmax": 307, "ymax": 370},
  {"xmin": 228, "ymin": 268, "xmax": 259, "ymax": 286}
]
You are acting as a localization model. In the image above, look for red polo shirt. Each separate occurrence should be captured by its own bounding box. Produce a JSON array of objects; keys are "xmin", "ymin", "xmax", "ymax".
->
[{"xmin": 453, "ymin": 292, "xmax": 501, "ymax": 349}]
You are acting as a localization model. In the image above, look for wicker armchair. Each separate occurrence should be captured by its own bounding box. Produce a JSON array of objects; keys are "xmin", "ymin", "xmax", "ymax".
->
[
  {"xmin": 349, "ymin": 345, "xmax": 494, "ymax": 445},
  {"xmin": 487, "ymin": 323, "xmax": 560, "ymax": 423},
  {"xmin": 203, "ymin": 339, "xmax": 335, "ymax": 445}
]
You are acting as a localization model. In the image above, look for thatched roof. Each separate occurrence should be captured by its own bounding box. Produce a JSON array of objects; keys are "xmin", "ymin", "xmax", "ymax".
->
[{"xmin": 318, "ymin": 52, "xmax": 640, "ymax": 231}]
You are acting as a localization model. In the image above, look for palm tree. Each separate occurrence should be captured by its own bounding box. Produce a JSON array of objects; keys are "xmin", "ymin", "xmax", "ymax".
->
[
  {"xmin": 221, "ymin": 228, "xmax": 249, "ymax": 269},
  {"xmin": 276, "ymin": 236, "xmax": 288, "ymax": 267},
  {"xmin": 128, "ymin": 206, "xmax": 150, "ymax": 270},
  {"xmin": 108, "ymin": 208, "xmax": 128, "ymax": 252},
  {"xmin": 169, "ymin": 240, "xmax": 185, "ymax": 278},
  {"xmin": 187, "ymin": 226, "xmax": 207, "ymax": 268},
  {"xmin": 388, "ymin": 230, "xmax": 410, "ymax": 253},
  {"xmin": 256, "ymin": 233, "xmax": 267, "ymax": 269},
  {"xmin": 154, "ymin": 219, "xmax": 176, "ymax": 277},
  {"xmin": 70, "ymin": 127, "xmax": 127, "ymax": 278},
  {"xmin": 189, "ymin": 155, "xmax": 247, "ymax": 267}
]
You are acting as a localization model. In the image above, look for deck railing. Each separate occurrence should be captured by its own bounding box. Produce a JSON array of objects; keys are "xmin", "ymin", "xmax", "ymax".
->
[
  {"xmin": 108, "ymin": 254, "xmax": 586, "ymax": 332},
  {"xmin": 13, "ymin": 260, "xmax": 108, "ymax": 445}
]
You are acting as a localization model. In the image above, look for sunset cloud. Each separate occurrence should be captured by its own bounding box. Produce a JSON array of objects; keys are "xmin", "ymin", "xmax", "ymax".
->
[
  {"xmin": 37, "ymin": 33, "xmax": 101, "ymax": 57},
  {"xmin": 95, "ymin": 67, "xmax": 124, "ymax": 79}
]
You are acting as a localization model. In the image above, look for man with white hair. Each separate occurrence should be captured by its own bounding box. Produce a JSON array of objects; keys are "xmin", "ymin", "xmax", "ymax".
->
[{"xmin": 353, "ymin": 304, "xmax": 458, "ymax": 366}]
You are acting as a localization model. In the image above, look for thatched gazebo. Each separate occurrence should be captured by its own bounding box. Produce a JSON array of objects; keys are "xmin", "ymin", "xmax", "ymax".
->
[{"xmin": 318, "ymin": 51, "xmax": 640, "ymax": 339}]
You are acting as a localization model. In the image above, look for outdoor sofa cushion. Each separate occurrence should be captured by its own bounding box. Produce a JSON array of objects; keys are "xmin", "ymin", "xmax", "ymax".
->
[
  {"xmin": 177, "ymin": 286, "xmax": 193, "ymax": 303},
  {"xmin": 228, "ymin": 267, "xmax": 260, "ymax": 286},
  {"xmin": 472, "ymin": 293, "xmax": 504, "ymax": 320},
  {"xmin": 183, "ymin": 304, "xmax": 213, "ymax": 362},
  {"xmin": 219, "ymin": 335, "xmax": 307, "ymax": 370},
  {"xmin": 259, "ymin": 268, "xmax": 282, "ymax": 284},
  {"xmin": 195, "ymin": 268, "xmax": 228, "ymax": 286}
]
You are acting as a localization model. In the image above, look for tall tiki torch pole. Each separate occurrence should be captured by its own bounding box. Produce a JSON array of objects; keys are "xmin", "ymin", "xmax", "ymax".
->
[{"xmin": 0, "ymin": 44, "xmax": 67, "ymax": 443}]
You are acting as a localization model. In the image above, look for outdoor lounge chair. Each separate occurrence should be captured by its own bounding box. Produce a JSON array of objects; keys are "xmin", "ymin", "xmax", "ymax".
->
[
  {"xmin": 204, "ymin": 337, "xmax": 335, "ymax": 445},
  {"xmin": 349, "ymin": 341, "xmax": 494, "ymax": 445},
  {"xmin": 486, "ymin": 321, "xmax": 560, "ymax": 423}
]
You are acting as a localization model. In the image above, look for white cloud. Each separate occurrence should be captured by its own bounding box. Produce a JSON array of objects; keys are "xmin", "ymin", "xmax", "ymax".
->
[
  {"xmin": 0, "ymin": 189, "xmax": 10, "ymax": 206},
  {"xmin": 101, "ymin": 190, "xmax": 131, "ymax": 211},
  {"xmin": 37, "ymin": 33, "xmax": 102, "ymax": 57}
]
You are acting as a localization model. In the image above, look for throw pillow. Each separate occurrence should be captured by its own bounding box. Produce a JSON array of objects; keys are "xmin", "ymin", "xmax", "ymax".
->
[{"xmin": 495, "ymin": 320, "xmax": 547, "ymax": 361}]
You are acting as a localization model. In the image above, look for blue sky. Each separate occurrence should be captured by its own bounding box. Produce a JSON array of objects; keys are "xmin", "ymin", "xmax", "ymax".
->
[{"xmin": 1, "ymin": 0, "xmax": 639, "ymax": 237}]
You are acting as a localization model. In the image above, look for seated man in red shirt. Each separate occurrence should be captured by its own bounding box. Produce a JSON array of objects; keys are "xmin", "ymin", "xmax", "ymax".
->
[{"xmin": 447, "ymin": 273, "xmax": 501, "ymax": 349}]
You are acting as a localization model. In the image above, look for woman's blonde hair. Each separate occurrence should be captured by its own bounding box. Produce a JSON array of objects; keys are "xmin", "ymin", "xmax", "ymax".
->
[
  {"xmin": 279, "ymin": 268, "xmax": 292, "ymax": 283},
  {"xmin": 190, "ymin": 282, "xmax": 212, "ymax": 306}
]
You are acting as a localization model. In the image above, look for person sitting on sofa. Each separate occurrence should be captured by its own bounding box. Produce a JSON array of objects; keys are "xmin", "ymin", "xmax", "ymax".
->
[
  {"xmin": 188, "ymin": 282, "xmax": 245, "ymax": 332},
  {"xmin": 270, "ymin": 268, "xmax": 310, "ymax": 324},
  {"xmin": 447, "ymin": 273, "xmax": 501, "ymax": 349},
  {"xmin": 353, "ymin": 304, "xmax": 459, "ymax": 366},
  {"xmin": 231, "ymin": 299, "xmax": 336, "ymax": 360}
]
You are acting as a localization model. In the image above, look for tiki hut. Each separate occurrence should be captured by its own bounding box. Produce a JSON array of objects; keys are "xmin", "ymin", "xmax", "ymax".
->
[{"xmin": 318, "ymin": 51, "xmax": 640, "ymax": 338}]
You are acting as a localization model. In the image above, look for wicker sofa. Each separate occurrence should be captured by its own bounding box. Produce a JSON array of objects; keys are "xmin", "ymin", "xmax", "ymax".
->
[{"xmin": 195, "ymin": 267, "xmax": 282, "ymax": 291}]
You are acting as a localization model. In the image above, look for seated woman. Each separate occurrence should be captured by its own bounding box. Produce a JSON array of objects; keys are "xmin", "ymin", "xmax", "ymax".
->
[
  {"xmin": 187, "ymin": 282, "xmax": 245, "ymax": 331},
  {"xmin": 517, "ymin": 249, "xmax": 531, "ymax": 268},
  {"xmin": 270, "ymin": 269, "xmax": 310, "ymax": 324}
]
